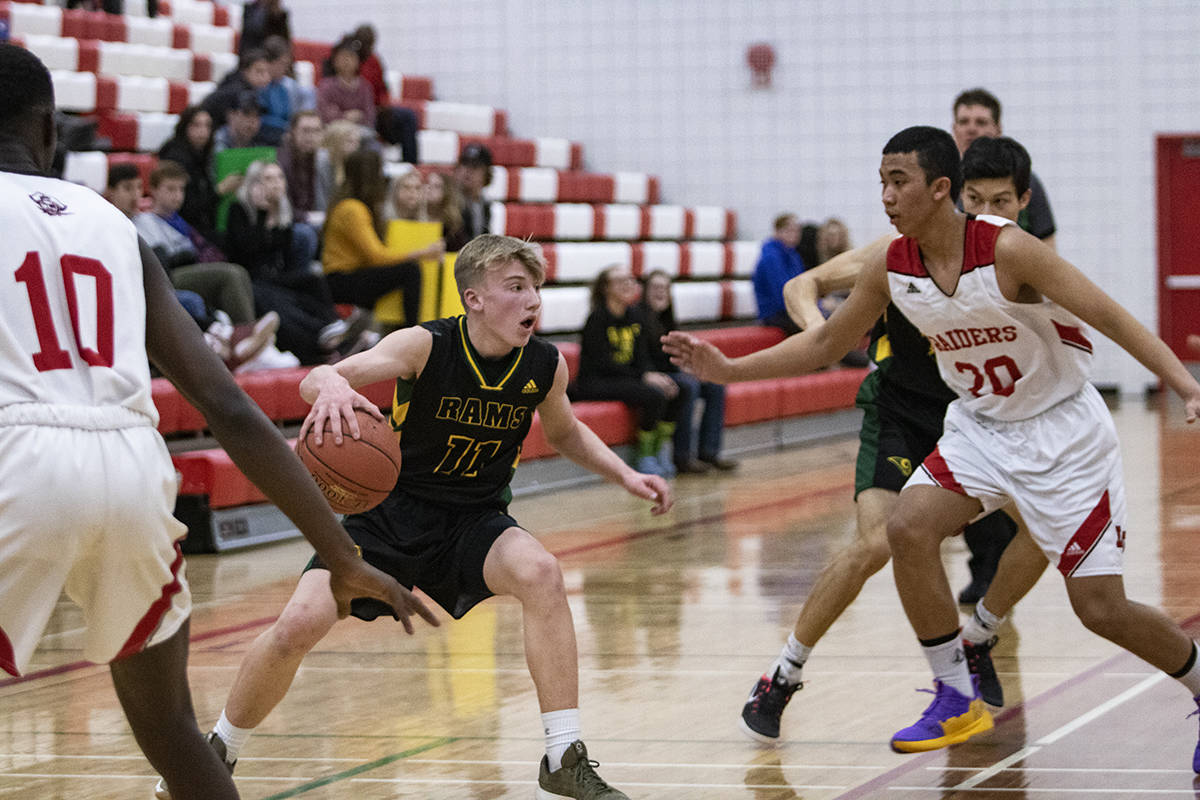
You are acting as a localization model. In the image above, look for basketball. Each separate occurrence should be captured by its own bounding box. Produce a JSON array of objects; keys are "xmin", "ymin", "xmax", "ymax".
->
[{"xmin": 295, "ymin": 409, "xmax": 401, "ymax": 514}]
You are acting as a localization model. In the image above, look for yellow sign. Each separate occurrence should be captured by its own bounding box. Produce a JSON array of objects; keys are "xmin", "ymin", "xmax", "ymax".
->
[{"xmin": 379, "ymin": 219, "xmax": 465, "ymax": 324}]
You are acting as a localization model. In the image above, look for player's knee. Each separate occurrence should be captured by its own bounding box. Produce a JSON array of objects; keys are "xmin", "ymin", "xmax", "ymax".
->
[
  {"xmin": 857, "ymin": 535, "xmax": 892, "ymax": 574},
  {"xmin": 268, "ymin": 607, "xmax": 330, "ymax": 657},
  {"xmin": 886, "ymin": 512, "xmax": 924, "ymax": 553},
  {"xmin": 1068, "ymin": 592, "xmax": 1124, "ymax": 638},
  {"xmin": 513, "ymin": 551, "xmax": 565, "ymax": 600}
]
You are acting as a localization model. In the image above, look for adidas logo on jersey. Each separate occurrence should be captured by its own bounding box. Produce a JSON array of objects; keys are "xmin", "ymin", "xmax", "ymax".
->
[
  {"xmin": 521, "ymin": 379, "xmax": 539, "ymax": 394},
  {"xmin": 906, "ymin": 282, "xmax": 921, "ymax": 294}
]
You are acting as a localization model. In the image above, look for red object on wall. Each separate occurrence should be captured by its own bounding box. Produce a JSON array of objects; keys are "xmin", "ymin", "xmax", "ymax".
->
[
  {"xmin": 1155, "ymin": 134, "xmax": 1200, "ymax": 358},
  {"xmin": 746, "ymin": 42, "xmax": 775, "ymax": 88}
]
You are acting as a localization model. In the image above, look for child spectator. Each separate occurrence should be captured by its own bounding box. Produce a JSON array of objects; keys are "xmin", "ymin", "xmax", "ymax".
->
[
  {"xmin": 213, "ymin": 92, "xmax": 264, "ymax": 153},
  {"xmin": 571, "ymin": 265, "xmax": 683, "ymax": 477},
  {"xmin": 158, "ymin": 107, "xmax": 232, "ymax": 244},
  {"xmin": 202, "ymin": 49, "xmax": 272, "ymax": 130}
]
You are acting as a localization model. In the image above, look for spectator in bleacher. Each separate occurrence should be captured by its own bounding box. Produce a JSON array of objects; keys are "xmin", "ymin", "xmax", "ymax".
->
[
  {"xmin": 640, "ymin": 270, "xmax": 737, "ymax": 474},
  {"xmin": 385, "ymin": 169, "xmax": 425, "ymax": 221},
  {"xmin": 102, "ymin": 162, "xmax": 144, "ymax": 219},
  {"xmin": 571, "ymin": 265, "xmax": 683, "ymax": 477},
  {"xmin": 158, "ymin": 107, "xmax": 234, "ymax": 245},
  {"xmin": 322, "ymin": 148, "xmax": 444, "ymax": 328},
  {"xmin": 425, "ymin": 170, "xmax": 467, "ymax": 251},
  {"xmin": 753, "ymin": 212, "xmax": 807, "ymax": 335},
  {"xmin": 202, "ymin": 49, "xmax": 273, "ymax": 130},
  {"xmin": 213, "ymin": 92, "xmax": 265, "ymax": 154},
  {"xmin": 323, "ymin": 25, "xmax": 419, "ymax": 164},
  {"xmin": 239, "ymin": 0, "xmax": 291, "ymax": 57},
  {"xmin": 277, "ymin": 110, "xmax": 325, "ymax": 223},
  {"xmin": 317, "ymin": 39, "xmax": 376, "ymax": 132},
  {"xmin": 314, "ymin": 119, "xmax": 362, "ymax": 215},
  {"xmin": 131, "ymin": 161, "xmax": 285, "ymax": 370},
  {"xmin": 257, "ymin": 36, "xmax": 315, "ymax": 147},
  {"xmin": 226, "ymin": 159, "xmax": 369, "ymax": 364},
  {"xmin": 455, "ymin": 143, "xmax": 493, "ymax": 246}
]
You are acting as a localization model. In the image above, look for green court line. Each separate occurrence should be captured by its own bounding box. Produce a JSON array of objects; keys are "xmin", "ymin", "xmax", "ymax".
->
[{"xmin": 258, "ymin": 736, "xmax": 458, "ymax": 799}]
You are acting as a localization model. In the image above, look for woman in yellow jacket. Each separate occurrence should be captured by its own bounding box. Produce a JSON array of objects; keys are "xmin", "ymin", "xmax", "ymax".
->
[{"xmin": 321, "ymin": 148, "xmax": 445, "ymax": 326}]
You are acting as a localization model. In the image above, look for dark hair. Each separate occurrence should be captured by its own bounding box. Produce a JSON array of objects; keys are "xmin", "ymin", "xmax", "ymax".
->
[
  {"xmin": 230, "ymin": 90, "xmax": 262, "ymax": 116},
  {"xmin": 149, "ymin": 159, "xmax": 189, "ymax": 188},
  {"xmin": 953, "ymin": 88, "xmax": 1002, "ymax": 127},
  {"xmin": 961, "ymin": 136, "xmax": 1031, "ymax": 197},
  {"xmin": 328, "ymin": 147, "xmax": 387, "ymax": 236},
  {"xmin": 589, "ymin": 265, "xmax": 624, "ymax": 311},
  {"xmin": 882, "ymin": 126, "xmax": 962, "ymax": 202},
  {"xmin": 238, "ymin": 47, "xmax": 270, "ymax": 72},
  {"xmin": 106, "ymin": 162, "xmax": 140, "ymax": 189},
  {"xmin": 168, "ymin": 105, "xmax": 213, "ymax": 158},
  {"xmin": 0, "ymin": 44, "xmax": 55, "ymax": 136},
  {"xmin": 262, "ymin": 35, "xmax": 291, "ymax": 62}
]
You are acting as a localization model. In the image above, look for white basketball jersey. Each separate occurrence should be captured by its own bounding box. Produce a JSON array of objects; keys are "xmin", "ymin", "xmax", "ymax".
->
[
  {"xmin": 887, "ymin": 215, "xmax": 1092, "ymax": 422},
  {"xmin": 0, "ymin": 171, "xmax": 156, "ymax": 422}
]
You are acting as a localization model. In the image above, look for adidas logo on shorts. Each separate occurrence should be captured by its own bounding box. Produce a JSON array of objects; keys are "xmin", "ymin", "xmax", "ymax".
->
[
  {"xmin": 906, "ymin": 282, "xmax": 921, "ymax": 294},
  {"xmin": 1066, "ymin": 542, "xmax": 1085, "ymax": 556}
]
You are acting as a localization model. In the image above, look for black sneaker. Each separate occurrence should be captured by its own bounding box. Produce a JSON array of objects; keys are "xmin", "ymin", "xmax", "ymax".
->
[
  {"xmin": 964, "ymin": 636, "xmax": 1003, "ymax": 707},
  {"xmin": 154, "ymin": 731, "xmax": 236, "ymax": 799},
  {"xmin": 739, "ymin": 668, "xmax": 801, "ymax": 743}
]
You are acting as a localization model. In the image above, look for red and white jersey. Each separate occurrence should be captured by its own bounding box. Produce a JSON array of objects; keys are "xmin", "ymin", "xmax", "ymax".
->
[
  {"xmin": 886, "ymin": 214, "xmax": 1093, "ymax": 422},
  {"xmin": 0, "ymin": 171, "xmax": 156, "ymax": 423}
]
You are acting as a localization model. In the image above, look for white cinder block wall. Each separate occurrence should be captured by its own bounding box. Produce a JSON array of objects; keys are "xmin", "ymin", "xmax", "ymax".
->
[{"xmin": 289, "ymin": 0, "xmax": 1200, "ymax": 393}]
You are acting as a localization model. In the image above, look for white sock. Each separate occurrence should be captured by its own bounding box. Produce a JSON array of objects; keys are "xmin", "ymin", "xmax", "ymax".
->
[
  {"xmin": 213, "ymin": 710, "xmax": 253, "ymax": 764},
  {"xmin": 922, "ymin": 637, "xmax": 974, "ymax": 698},
  {"xmin": 542, "ymin": 708, "xmax": 580, "ymax": 772},
  {"xmin": 772, "ymin": 633, "xmax": 810, "ymax": 685},
  {"xmin": 962, "ymin": 601, "xmax": 1006, "ymax": 645},
  {"xmin": 1173, "ymin": 642, "xmax": 1200, "ymax": 696}
]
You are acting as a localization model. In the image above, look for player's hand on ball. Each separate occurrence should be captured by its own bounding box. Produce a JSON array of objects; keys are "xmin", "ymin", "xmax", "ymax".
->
[
  {"xmin": 328, "ymin": 559, "xmax": 441, "ymax": 632},
  {"xmin": 661, "ymin": 332, "xmax": 730, "ymax": 383},
  {"xmin": 302, "ymin": 380, "xmax": 385, "ymax": 446}
]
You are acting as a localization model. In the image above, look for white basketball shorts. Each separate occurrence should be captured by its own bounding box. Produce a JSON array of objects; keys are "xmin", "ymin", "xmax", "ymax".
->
[
  {"xmin": 0, "ymin": 404, "xmax": 191, "ymax": 677},
  {"xmin": 904, "ymin": 384, "xmax": 1126, "ymax": 578}
]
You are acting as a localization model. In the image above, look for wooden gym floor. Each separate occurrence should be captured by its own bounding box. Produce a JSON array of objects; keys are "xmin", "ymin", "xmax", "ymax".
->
[{"xmin": 3, "ymin": 392, "xmax": 1200, "ymax": 799}]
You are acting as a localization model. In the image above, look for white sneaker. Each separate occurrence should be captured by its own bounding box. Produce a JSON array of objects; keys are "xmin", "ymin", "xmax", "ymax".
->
[{"xmin": 234, "ymin": 342, "xmax": 301, "ymax": 373}]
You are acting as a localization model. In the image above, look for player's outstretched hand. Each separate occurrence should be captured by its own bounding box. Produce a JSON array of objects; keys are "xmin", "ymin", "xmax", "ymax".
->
[
  {"xmin": 301, "ymin": 383, "xmax": 386, "ymax": 446},
  {"xmin": 623, "ymin": 471, "xmax": 674, "ymax": 515},
  {"xmin": 661, "ymin": 332, "xmax": 731, "ymax": 383},
  {"xmin": 328, "ymin": 558, "xmax": 441, "ymax": 632}
]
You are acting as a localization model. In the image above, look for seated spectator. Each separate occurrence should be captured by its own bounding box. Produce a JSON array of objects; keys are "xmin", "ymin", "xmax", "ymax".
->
[
  {"xmin": 202, "ymin": 49, "xmax": 272, "ymax": 131},
  {"xmin": 277, "ymin": 110, "xmax": 324, "ymax": 223},
  {"xmin": 121, "ymin": 162, "xmax": 281, "ymax": 370},
  {"xmin": 385, "ymin": 169, "xmax": 425, "ymax": 221},
  {"xmin": 753, "ymin": 212, "xmax": 806, "ymax": 335},
  {"xmin": 257, "ymin": 36, "xmax": 314, "ymax": 146},
  {"xmin": 239, "ymin": 0, "xmax": 290, "ymax": 57},
  {"xmin": 314, "ymin": 119, "xmax": 362, "ymax": 216},
  {"xmin": 158, "ymin": 107, "xmax": 233, "ymax": 244},
  {"xmin": 640, "ymin": 270, "xmax": 737, "ymax": 473},
  {"xmin": 214, "ymin": 92, "xmax": 265, "ymax": 154},
  {"xmin": 317, "ymin": 39, "xmax": 376, "ymax": 132},
  {"xmin": 454, "ymin": 143, "xmax": 493, "ymax": 248},
  {"xmin": 322, "ymin": 149, "xmax": 444, "ymax": 327},
  {"xmin": 815, "ymin": 217, "xmax": 852, "ymax": 265},
  {"xmin": 326, "ymin": 25, "xmax": 419, "ymax": 163},
  {"xmin": 569, "ymin": 265, "xmax": 683, "ymax": 477},
  {"xmin": 424, "ymin": 170, "xmax": 466, "ymax": 250},
  {"xmin": 226, "ymin": 160, "xmax": 370, "ymax": 364}
]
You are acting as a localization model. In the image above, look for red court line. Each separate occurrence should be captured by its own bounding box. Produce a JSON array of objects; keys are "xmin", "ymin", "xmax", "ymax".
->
[
  {"xmin": 832, "ymin": 608, "xmax": 1200, "ymax": 799},
  {"xmin": 0, "ymin": 616, "xmax": 277, "ymax": 689},
  {"xmin": 1, "ymin": 477, "xmax": 854, "ymax": 690}
]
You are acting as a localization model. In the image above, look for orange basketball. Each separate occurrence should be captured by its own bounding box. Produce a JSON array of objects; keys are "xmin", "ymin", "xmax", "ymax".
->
[{"xmin": 295, "ymin": 409, "xmax": 401, "ymax": 514}]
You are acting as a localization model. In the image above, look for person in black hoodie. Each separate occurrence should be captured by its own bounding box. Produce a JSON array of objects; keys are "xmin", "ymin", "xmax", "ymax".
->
[{"xmin": 570, "ymin": 265, "xmax": 682, "ymax": 477}]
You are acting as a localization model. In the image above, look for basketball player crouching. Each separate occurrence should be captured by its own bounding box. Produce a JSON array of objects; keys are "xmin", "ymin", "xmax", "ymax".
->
[{"xmin": 158, "ymin": 234, "xmax": 671, "ymax": 800}]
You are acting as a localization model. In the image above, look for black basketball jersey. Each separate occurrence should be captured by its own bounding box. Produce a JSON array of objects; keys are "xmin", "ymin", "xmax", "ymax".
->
[
  {"xmin": 868, "ymin": 302, "xmax": 957, "ymax": 422},
  {"xmin": 388, "ymin": 316, "xmax": 559, "ymax": 508}
]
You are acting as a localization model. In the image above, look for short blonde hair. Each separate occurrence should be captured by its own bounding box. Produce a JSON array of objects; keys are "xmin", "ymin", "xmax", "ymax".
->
[{"xmin": 455, "ymin": 234, "xmax": 546, "ymax": 305}]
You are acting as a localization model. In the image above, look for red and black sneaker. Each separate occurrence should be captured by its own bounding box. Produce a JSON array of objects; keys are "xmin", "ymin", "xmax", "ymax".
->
[{"xmin": 739, "ymin": 668, "xmax": 801, "ymax": 743}]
